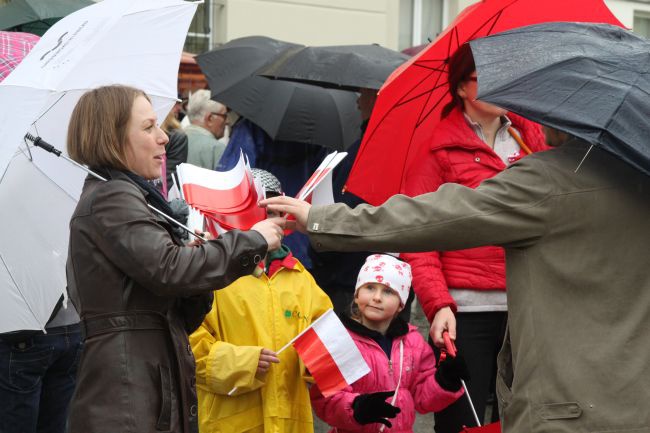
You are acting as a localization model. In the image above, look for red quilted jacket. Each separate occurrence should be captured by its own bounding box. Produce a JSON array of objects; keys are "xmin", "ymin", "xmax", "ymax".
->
[{"xmin": 401, "ymin": 108, "xmax": 548, "ymax": 321}]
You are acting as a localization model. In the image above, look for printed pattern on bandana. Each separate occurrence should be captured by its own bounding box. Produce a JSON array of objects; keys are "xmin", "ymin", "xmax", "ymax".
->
[{"xmin": 355, "ymin": 254, "xmax": 412, "ymax": 305}]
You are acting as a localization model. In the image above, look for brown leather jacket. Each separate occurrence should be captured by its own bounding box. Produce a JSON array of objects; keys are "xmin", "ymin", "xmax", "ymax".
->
[{"xmin": 66, "ymin": 169, "xmax": 267, "ymax": 433}]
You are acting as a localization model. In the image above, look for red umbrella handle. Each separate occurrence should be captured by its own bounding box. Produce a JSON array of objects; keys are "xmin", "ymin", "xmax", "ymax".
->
[
  {"xmin": 438, "ymin": 330, "xmax": 457, "ymax": 366},
  {"xmin": 443, "ymin": 331, "xmax": 457, "ymax": 357}
]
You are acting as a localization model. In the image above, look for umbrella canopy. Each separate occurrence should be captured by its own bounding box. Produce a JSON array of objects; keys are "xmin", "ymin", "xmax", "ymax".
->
[
  {"xmin": 470, "ymin": 22, "xmax": 650, "ymax": 176},
  {"xmin": 0, "ymin": 0, "xmax": 94, "ymax": 34},
  {"xmin": 0, "ymin": 31, "xmax": 40, "ymax": 80},
  {"xmin": 0, "ymin": 0, "xmax": 198, "ymax": 332},
  {"xmin": 197, "ymin": 36, "xmax": 361, "ymax": 151},
  {"xmin": 257, "ymin": 44, "xmax": 410, "ymax": 91},
  {"xmin": 343, "ymin": 0, "xmax": 624, "ymax": 205}
]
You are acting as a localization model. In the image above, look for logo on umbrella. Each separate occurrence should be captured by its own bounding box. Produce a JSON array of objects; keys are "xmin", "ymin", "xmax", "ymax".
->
[{"xmin": 39, "ymin": 32, "xmax": 69, "ymax": 61}]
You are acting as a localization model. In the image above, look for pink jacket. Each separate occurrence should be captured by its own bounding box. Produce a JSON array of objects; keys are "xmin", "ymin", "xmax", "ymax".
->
[{"xmin": 311, "ymin": 316, "xmax": 463, "ymax": 433}]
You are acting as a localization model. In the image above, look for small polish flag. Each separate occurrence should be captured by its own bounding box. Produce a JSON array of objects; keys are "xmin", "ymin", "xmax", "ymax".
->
[{"xmin": 287, "ymin": 309, "xmax": 369, "ymax": 397}]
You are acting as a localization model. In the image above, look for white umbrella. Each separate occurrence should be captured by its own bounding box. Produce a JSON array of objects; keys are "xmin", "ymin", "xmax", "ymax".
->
[{"xmin": 0, "ymin": 0, "xmax": 199, "ymax": 332}]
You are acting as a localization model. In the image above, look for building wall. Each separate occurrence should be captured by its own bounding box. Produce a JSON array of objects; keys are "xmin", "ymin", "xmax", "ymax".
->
[
  {"xmin": 214, "ymin": 0, "xmax": 402, "ymax": 49},
  {"xmin": 202, "ymin": 0, "xmax": 649, "ymax": 53},
  {"xmin": 606, "ymin": 0, "xmax": 650, "ymax": 27}
]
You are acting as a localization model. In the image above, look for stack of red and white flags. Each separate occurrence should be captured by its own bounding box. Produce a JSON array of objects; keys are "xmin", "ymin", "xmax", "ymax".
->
[
  {"xmin": 176, "ymin": 153, "xmax": 265, "ymax": 235},
  {"xmin": 175, "ymin": 150, "xmax": 347, "ymax": 236}
]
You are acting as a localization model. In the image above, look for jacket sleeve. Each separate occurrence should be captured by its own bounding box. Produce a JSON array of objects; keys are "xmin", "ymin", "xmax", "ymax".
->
[
  {"xmin": 308, "ymin": 155, "xmax": 553, "ymax": 254},
  {"xmin": 400, "ymin": 149, "xmax": 456, "ymax": 320},
  {"xmin": 310, "ymin": 384, "xmax": 362, "ymax": 431},
  {"xmin": 189, "ymin": 300, "xmax": 265, "ymax": 395},
  {"xmin": 410, "ymin": 334, "xmax": 464, "ymax": 413},
  {"xmin": 87, "ymin": 180, "xmax": 268, "ymax": 296}
]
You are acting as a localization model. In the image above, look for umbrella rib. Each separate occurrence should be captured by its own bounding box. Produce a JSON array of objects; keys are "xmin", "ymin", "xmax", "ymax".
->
[
  {"xmin": 394, "ymin": 80, "xmax": 448, "ymax": 108},
  {"xmin": 0, "ymin": 253, "xmax": 43, "ymax": 331}
]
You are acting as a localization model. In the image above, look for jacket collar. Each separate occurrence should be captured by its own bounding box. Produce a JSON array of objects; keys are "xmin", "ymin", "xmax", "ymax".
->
[
  {"xmin": 266, "ymin": 245, "xmax": 299, "ymax": 277},
  {"xmin": 340, "ymin": 313, "xmax": 409, "ymax": 338},
  {"xmin": 431, "ymin": 107, "xmax": 541, "ymax": 154},
  {"xmin": 88, "ymin": 167, "xmax": 151, "ymax": 199}
]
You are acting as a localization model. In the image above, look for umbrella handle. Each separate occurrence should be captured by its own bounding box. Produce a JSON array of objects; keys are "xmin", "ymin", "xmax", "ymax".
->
[
  {"xmin": 440, "ymin": 331, "xmax": 481, "ymax": 427},
  {"xmin": 25, "ymin": 133, "xmax": 206, "ymax": 242},
  {"xmin": 442, "ymin": 331, "xmax": 457, "ymax": 357}
]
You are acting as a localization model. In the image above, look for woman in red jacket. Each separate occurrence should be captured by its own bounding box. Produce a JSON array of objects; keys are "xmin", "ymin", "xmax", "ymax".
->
[{"xmin": 400, "ymin": 44, "xmax": 548, "ymax": 433}]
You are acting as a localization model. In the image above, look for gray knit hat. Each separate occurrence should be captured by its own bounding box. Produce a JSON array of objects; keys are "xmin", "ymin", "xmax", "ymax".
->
[{"xmin": 251, "ymin": 168, "xmax": 282, "ymax": 196}]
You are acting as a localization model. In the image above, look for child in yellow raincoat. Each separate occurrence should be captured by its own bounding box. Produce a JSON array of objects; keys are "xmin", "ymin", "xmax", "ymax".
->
[{"xmin": 190, "ymin": 169, "xmax": 333, "ymax": 433}]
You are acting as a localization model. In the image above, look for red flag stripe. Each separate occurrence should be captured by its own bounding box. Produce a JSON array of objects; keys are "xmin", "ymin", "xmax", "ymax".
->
[
  {"xmin": 182, "ymin": 180, "xmax": 252, "ymax": 210},
  {"xmin": 293, "ymin": 327, "xmax": 348, "ymax": 397}
]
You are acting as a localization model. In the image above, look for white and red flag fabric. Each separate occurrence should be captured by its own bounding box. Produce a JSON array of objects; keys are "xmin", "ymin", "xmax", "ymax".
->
[
  {"xmin": 286, "ymin": 309, "xmax": 370, "ymax": 397},
  {"xmin": 295, "ymin": 151, "xmax": 347, "ymax": 205},
  {"xmin": 176, "ymin": 152, "xmax": 266, "ymax": 234},
  {"xmin": 176, "ymin": 151, "xmax": 348, "ymax": 236}
]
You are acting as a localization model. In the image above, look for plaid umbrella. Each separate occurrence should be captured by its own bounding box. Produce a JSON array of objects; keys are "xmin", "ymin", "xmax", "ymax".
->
[{"xmin": 0, "ymin": 31, "xmax": 39, "ymax": 82}]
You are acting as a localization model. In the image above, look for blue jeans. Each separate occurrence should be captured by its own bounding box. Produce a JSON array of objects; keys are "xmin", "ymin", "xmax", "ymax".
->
[{"xmin": 0, "ymin": 324, "xmax": 82, "ymax": 433}]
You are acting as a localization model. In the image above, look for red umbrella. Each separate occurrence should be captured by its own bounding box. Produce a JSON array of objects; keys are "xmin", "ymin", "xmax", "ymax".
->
[{"xmin": 344, "ymin": 0, "xmax": 624, "ymax": 205}]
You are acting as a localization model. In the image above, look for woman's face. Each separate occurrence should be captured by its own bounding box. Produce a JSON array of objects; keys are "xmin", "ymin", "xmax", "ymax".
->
[
  {"xmin": 457, "ymin": 72, "xmax": 507, "ymax": 119},
  {"xmin": 124, "ymin": 96, "xmax": 169, "ymax": 179},
  {"xmin": 355, "ymin": 283, "xmax": 403, "ymax": 326}
]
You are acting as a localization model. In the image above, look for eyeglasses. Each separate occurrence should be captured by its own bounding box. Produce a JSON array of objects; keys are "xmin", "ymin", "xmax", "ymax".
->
[{"xmin": 211, "ymin": 112, "xmax": 227, "ymax": 120}]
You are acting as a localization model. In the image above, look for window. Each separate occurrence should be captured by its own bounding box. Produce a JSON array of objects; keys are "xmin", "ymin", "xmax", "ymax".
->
[
  {"xmin": 633, "ymin": 11, "xmax": 650, "ymax": 38},
  {"xmin": 184, "ymin": 2, "xmax": 212, "ymax": 54},
  {"xmin": 399, "ymin": 0, "xmax": 445, "ymax": 51}
]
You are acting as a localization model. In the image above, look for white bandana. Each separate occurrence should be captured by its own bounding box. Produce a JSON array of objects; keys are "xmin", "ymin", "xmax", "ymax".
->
[{"xmin": 355, "ymin": 254, "xmax": 412, "ymax": 306}]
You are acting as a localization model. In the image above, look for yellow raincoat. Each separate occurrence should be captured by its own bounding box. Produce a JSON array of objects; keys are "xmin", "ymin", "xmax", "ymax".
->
[{"xmin": 190, "ymin": 249, "xmax": 333, "ymax": 433}]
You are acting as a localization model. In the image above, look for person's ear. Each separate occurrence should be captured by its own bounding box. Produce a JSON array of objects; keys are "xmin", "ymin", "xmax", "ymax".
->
[
  {"xmin": 203, "ymin": 111, "xmax": 213, "ymax": 125},
  {"xmin": 456, "ymin": 83, "xmax": 468, "ymax": 99}
]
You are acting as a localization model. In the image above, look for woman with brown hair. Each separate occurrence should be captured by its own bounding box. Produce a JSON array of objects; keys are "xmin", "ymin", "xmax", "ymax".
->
[
  {"xmin": 65, "ymin": 85, "xmax": 285, "ymax": 433},
  {"xmin": 400, "ymin": 44, "xmax": 547, "ymax": 432}
]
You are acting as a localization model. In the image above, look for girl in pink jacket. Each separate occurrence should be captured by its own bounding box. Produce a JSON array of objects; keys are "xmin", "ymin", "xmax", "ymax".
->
[{"xmin": 311, "ymin": 254, "xmax": 467, "ymax": 433}]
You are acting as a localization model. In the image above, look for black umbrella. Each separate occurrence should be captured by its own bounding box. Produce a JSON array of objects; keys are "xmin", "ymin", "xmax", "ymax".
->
[
  {"xmin": 197, "ymin": 36, "xmax": 361, "ymax": 150},
  {"xmin": 0, "ymin": 0, "xmax": 94, "ymax": 35},
  {"xmin": 470, "ymin": 22, "xmax": 650, "ymax": 176},
  {"xmin": 257, "ymin": 44, "xmax": 409, "ymax": 91}
]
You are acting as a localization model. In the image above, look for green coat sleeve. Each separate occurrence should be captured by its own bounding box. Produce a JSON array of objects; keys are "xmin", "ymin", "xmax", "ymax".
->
[{"xmin": 308, "ymin": 155, "xmax": 554, "ymax": 253}]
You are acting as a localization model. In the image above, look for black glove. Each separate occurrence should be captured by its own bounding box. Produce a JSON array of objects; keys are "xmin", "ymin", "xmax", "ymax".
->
[
  {"xmin": 352, "ymin": 390, "xmax": 401, "ymax": 427},
  {"xmin": 435, "ymin": 353, "xmax": 470, "ymax": 392}
]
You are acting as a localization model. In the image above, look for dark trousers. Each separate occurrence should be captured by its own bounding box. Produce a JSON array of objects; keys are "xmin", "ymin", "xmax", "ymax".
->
[
  {"xmin": 433, "ymin": 312, "xmax": 507, "ymax": 433},
  {"xmin": 0, "ymin": 324, "xmax": 82, "ymax": 433}
]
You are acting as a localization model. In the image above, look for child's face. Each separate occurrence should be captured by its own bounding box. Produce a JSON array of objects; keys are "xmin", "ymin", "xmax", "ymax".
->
[{"xmin": 355, "ymin": 283, "xmax": 403, "ymax": 325}]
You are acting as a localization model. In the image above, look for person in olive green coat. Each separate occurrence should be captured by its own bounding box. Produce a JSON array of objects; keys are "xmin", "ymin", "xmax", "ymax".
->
[{"xmin": 262, "ymin": 137, "xmax": 650, "ymax": 433}]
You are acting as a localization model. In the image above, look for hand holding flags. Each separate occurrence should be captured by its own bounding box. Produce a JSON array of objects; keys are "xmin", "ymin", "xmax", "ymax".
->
[{"xmin": 176, "ymin": 151, "xmax": 347, "ymax": 236}]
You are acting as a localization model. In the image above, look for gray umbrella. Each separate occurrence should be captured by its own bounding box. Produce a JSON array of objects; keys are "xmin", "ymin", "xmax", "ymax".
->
[
  {"xmin": 197, "ymin": 36, "xmax": 360, "ymax": 150},
  {"xmin": 0, "ymin": 0, "xmax": 94, "ymax": 34},
  {"xmin": 470, "ymin": 22, "xmax": 650, "ymax": 176},
  {"xmin": 257, "ymin": 44, "xmax": 409, "ymax": 91}
]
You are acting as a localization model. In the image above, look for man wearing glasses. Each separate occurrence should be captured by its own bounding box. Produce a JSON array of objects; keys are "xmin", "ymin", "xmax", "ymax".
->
[{"xmin": 184, "ymin": 89, "xmax": 229, "ymax": 170}]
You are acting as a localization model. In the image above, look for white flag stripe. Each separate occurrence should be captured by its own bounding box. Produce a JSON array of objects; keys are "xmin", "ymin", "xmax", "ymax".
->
[
  {"xmin": 298, "ymin": 152, "xmax": 348, "ymax": 200},
  {"xmin": 177, "ymin": 151, "xmax": 248, "ymax": 191},
  {"xmin": 312, "ymin": 310, "xmax": 370, "ymax": 384}
]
